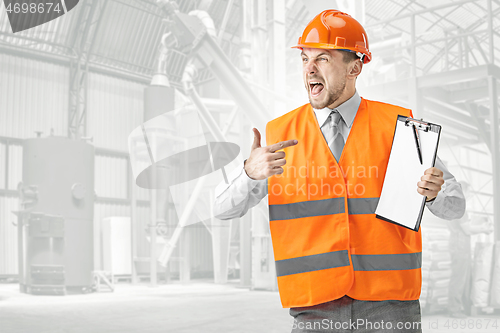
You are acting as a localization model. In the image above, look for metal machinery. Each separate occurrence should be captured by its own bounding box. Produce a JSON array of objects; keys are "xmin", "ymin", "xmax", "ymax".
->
[
  {"xmin": 127, "ymin": 0, "xmax": 273, "ymax": 286},
  {"xmin": 150, "ymin": 1, "xmax": 278, "ymax": 289},
  {"xmin": 17, "ymin": 136, "xmax": 95, "ymax": 295},
  {"xmin": 129, "ymin": 80, "xmax": 176, "ymax": 285}
]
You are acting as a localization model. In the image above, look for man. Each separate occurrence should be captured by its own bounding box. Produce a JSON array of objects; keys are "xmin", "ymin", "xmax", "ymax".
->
[
  {"xmin": 214, "ymin": 10, "xmax": 465, "ymax": 333},
  {"xmin": 447, "ymin": 181, "xmax": 493, "ymax": 318}
]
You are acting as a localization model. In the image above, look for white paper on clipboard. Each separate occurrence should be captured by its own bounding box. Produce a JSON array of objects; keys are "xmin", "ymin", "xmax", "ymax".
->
[{"xmin": 375, "ymin": 116, "xmax": 442, "ymax": 231}]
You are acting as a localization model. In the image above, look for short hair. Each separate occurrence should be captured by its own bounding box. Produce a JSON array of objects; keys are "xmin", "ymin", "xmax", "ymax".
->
[{"xmin": 341, "ymin": 50, "xmax": 360, "ymax": 64}]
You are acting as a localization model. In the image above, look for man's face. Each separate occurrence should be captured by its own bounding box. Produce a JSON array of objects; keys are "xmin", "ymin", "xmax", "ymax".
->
[{"xmin": 301, "ymin": 48, "xmax": 349, "ymax": 109}]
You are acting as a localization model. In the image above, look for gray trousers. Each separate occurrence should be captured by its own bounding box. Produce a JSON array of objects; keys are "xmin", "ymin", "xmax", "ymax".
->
[{"xmin": 290, "ymin": 295, "xmax": 422, "ymax": 333}]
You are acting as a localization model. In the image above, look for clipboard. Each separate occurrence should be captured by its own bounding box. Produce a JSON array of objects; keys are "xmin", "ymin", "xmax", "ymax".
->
[{"xmin": 375, "ymin": 116, "xmax": 442, "ymax": 231}]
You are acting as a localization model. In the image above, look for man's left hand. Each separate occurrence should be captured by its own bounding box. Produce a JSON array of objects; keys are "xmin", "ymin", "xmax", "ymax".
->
[{"xmin": 417, "ymin": 167, "xmax": 444, "ymax": 201}]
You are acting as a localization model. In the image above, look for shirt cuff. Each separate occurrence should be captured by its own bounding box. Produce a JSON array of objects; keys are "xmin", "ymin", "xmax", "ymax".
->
[{"xmin": 214, "ymin": 160, "xmax": 266, "ymax": 199}]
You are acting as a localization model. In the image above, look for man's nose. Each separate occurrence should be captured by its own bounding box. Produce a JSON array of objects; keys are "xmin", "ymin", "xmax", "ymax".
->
[{"xmin": 304, "ymin": 60, "xmax": 317, "ymax": 74}]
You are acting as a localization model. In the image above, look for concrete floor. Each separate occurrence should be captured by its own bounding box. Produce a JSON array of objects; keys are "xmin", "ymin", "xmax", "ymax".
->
[{"xmin": 0, "ymin": 282, "xmax": 499, "ymax": 333}]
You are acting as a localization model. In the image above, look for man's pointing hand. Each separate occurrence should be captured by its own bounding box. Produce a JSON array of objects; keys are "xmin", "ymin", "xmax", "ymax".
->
[{"xmin": 244, "ymin": 128, "xmax": 298, "ymax": 180}]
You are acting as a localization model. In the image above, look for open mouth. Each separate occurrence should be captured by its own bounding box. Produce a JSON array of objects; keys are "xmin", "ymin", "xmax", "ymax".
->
[{"xmin": 309, "ymin": 81, "xmax": 324, "ymax": 97}]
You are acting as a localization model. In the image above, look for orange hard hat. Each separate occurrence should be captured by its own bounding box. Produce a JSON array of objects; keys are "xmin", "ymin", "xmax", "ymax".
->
[{"xmin": 293, "ymin": 10, "xmax": 372, "ymax": 64}]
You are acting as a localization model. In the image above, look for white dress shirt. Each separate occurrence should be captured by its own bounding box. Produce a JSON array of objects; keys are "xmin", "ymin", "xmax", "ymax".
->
[{"xmin": 214, "ymin": 91, "xmax": 465, "ymax": 221}]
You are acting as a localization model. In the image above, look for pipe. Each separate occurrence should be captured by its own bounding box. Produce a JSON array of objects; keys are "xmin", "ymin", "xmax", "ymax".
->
[
  {"xmin": 188, "ymin": 10, "xmax": 216, "ymax": 38},
  {"xmin": 161, "ymin": 5, "xmax": 269, "ymax": 130}
]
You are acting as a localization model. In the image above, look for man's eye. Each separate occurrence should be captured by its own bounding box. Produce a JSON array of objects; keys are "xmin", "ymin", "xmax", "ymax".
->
[
  {"xmin": 319, "ymin": 57, "xmax": 327, "ymax": 61},
  {"xmin": 302, "ymin": 58, "xmax": 308, "ymax": 62}
]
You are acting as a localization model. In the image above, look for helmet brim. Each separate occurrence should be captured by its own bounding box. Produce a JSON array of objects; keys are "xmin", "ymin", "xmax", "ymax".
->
[{"xmin": 291, "ymin": 44, "xmax": 372, "ymax": 64}]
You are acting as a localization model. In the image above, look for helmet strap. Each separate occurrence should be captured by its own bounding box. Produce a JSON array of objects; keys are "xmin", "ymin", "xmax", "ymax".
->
[{"xmin": 356, "ymin": 51, "xmax": 365, "ymax": 63}]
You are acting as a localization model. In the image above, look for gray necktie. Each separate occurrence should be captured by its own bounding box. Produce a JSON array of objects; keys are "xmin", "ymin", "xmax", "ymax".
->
[{"xmin": 325, "ymin": 111, "xmax": 344, "ymax": 162}]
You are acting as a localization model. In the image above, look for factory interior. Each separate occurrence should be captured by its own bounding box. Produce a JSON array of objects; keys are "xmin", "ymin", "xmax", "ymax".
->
[{"xmin": 0, "ymin": 0, "xmax": 500, "ymax": 332}]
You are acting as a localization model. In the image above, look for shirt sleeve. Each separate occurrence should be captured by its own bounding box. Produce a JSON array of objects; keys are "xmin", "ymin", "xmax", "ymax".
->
[
  {"xmin": 213, "ymin": 161, "xmax": 268, "ymax": 220},
  {"xmin": 425, "ymin": 155, "xmax": 466, "ymax": 220}
]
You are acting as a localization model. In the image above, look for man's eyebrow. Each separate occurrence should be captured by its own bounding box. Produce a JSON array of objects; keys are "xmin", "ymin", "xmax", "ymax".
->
[
  {"xmin": 315, "ymin": 52, "xmax": 330, "ymax": 58},
  {"xmin": 301, "ymin": 52, "xmax": 330, "ymax": 58}
]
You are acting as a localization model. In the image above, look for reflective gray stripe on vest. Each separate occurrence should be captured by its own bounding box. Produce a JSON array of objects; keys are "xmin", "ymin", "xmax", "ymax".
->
[
  {"xmin": 275, "ymin": 250, "xmax": 350, "ymax": 277},
  {"xmin": 347, "ymin": 197, "xmax": 379, "ymax": 214},
  {"xmin": 269, "ymin": 197, "xmax": 345, "ymax": 221},
  {"xmin": 351, "ymin": 252, "xmax": 422, "ymax": 271}
]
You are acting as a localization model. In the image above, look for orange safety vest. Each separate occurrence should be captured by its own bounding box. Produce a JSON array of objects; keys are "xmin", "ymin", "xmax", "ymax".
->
[{"xmin": 266, "ymin": 98, "xmax": 422, "ymax": 308}]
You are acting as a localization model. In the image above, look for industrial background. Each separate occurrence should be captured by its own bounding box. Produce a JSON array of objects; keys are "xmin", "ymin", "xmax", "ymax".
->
[{"xmin": 0, "ymin": 0, "xmax": 499, "ymax": 332}]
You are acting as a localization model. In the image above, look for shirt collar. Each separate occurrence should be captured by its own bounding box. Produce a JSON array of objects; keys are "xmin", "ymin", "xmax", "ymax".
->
[{"xmin": 313, "ymin": 91, "xmax": 361, "ymax": 128}]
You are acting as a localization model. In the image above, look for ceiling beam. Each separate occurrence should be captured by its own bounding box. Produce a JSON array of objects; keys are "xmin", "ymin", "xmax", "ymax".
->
[
  {"xmin": 422, "ymin": 86, "xmax": 492, "ymax": 150},
  {"xmin": 0, "ymin": 44, "xmax": 150, "ymax": 84},
  {"xmin": 424, "ymin": 97, "xmax": 476, "ymax": 128},
  {"xmin": 423, "ymin": 109, "xmax": 480, "ymax": 143},
  {"xmin": 449, "ymin": 83, "xmax": 489, "ymax": 103},
  {"xmin": 418, "ymin": 65, "xmax": 491, "ymax": 88},
  {"xmin": 365, "ymin": 0, "xmax": 484, "ymax": 28},
  {"xmin": 362, "ymin": 64, "xmax": 500, "ymax": 98}
]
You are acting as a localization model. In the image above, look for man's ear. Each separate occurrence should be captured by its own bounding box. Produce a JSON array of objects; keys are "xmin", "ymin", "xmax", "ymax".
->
[{"xmin": 348, "ymin": 60, "xmax": 363, "ymax": 78}]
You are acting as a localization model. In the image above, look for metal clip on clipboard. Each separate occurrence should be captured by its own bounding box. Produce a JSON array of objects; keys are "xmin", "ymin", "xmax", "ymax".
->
[
  {"xmin": 404, "ymin": 118, "xmax": 430, "ymax": 132},
  {"xmin": 404, "ymin": 118, "xmax": 440, "ymax": 133}
]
